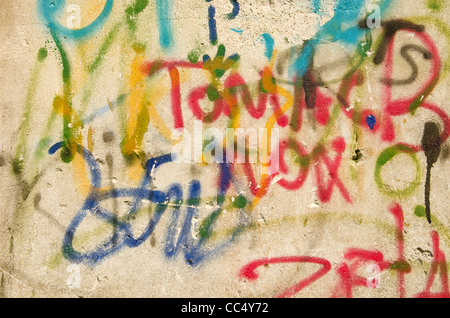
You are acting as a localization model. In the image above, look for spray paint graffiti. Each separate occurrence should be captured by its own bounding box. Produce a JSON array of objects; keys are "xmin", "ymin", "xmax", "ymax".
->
[{"xmin": 2, "ymin": 0, "xmax": 450, "ymax": 297}]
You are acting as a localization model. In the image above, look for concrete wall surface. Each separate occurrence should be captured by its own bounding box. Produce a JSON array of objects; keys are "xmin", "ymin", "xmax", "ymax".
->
[{"xmin": 0, "ymin": 0, "xmax": 449, "ymax": 298}]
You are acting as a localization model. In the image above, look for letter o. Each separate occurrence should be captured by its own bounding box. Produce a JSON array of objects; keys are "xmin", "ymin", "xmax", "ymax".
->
[
  {"xmin": 277, "ymin": 138, "xmax": 310, "ymax": 190},
  {"xmin": 374, "ymin": 144, "xmax": 421, "ymax": 197}
]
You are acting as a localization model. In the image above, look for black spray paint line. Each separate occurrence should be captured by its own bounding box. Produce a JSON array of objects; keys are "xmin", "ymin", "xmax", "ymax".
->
[
  {"xmin": 106, "ymin": 153, "xmax": 120, "ymax": 246},
  {"xmin": 303, "ymin": 67, "xmax": 318, "ymax": 110},
  {"xmin": 33, "ymin": 193, "xmax": 66, "ymax": 232},
  {"xmin": 381, "ymin": 44, "xmax": 432, "ymax": 86},
  {"xmin": 358, "ymin": 19, "xmax": 425, "ymax": 65},
  {"xmin": 103, "ymin": 131, "xmax": 120, "ymax": 246},
  {"xmin": 421, "ymin": 122, "xmax": 441, "ymax": 224},
  {"xmin": 441, "ymin": 142, "xmax": 450, "ymax": 162},
  {"xmin": 0, "ymin": 273, "xmax": 4, "ymax": 298}
]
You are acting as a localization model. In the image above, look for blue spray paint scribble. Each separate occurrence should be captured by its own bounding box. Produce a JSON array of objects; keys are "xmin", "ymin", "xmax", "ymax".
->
[
  {"xmin": 37, "ymin": 0, "xmax": 114, "ymax": 41},
  {"xmin": 49, "ymin": 144, "xmax": 246, "ymax": 267},
  {"xmin": 82, "ymin": 94, "xmax": 127, "ymax": 125},
  {"xmin": 366, "ymin": 115, "xmax": 377, "ymax": 130},
  {"xmin": 208, "ymin": 5, "xmax": 218, "ymax": 45},
  {"xmin": 227, "ymin": 0, "xmax": 240, "ymax": 19}
]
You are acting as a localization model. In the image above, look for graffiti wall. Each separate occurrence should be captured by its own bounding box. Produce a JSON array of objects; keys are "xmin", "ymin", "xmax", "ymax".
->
[{"xmin": 0, "ymin": 0, "xmax": 449, "ymax": 298}]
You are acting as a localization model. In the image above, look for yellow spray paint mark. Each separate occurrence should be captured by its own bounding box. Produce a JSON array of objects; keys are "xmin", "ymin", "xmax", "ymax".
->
[
  {"xmin": 194, "ymin": 72, "xmax": 243, "ymax": 165},
  {"xmin": 52, "ymin": 94, "xmax": 95, "ymax": 197},
  {"xmin": 71, "ymin": 1, "xmax": 109, "ymax": 93},
  {"xmin": 82, "ymin": 0, "xmax": 108, "ymax": 28},
  {"xmin": 252, "ymin": 50, "xmax": 293, "ymax": 205},
  {"xmin": 145, "ymin": 70, "xmax": 190, "ymax": 144},
  {"xmin": 72, "ymin": 148, "xmax": 92, "ymax": 197},
  {"xmin": 87, "ymin": 126, "xmax": 94, "ymax": 152},
  {"xmin": 121, "ymin": 48, "xmax": 147, "ymax": 182}
]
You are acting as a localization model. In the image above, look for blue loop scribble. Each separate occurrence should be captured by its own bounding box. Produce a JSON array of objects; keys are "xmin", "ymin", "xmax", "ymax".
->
[
  {"xmin": 49, "ymin": 143, "xmax": 246, "ymax": 267},
  {"xmin": 227, "ymin": 0, "xmax": 240, "ymax": 20}
]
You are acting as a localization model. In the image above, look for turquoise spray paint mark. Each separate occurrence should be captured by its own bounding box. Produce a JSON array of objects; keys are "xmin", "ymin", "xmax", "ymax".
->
[
  {"xmin": 289, "ymin": 0, "xmax": 395, "ymax": 78},
  {"xmin": 312, "ymin": 0, "xmax": 322, "ymax": 15},
  {"xmin": 156, "ymin": 0, "xmax": 175, "ymax": 50},
  {"xmin": 230, "ymin": 28, "xmax": 243, "ymax": 34},
  {"xmin": 261, "ymin": 33, "xmax": 274, "ymax": 61},
  {"xmin": 37, "ymin": 0, "xmax": 114, "ymax": 41}
]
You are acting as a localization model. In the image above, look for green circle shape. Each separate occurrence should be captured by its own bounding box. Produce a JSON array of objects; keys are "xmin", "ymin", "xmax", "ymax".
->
[
  {"xmin": 374, "ymin": 145, "xmax": 421, "ymax": 197},
  {"xmin": 233, "ymin": 195, "xmax": 247, "ymax": 209},
  {"xmin": 414, "ymin": 205, "xmax": 426, "ymax": 218}
]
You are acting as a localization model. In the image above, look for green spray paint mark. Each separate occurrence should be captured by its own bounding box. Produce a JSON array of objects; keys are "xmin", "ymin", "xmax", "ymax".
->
[
  {"xmin": 199, "ymin": 195, "xmax": 226, "ymax": 239},
  {"xmin": 126, "ymin": 0, "xmax": 150, "ymax": 33},
  {"xmin": 374, "ymin": 145, "xmax": 421, "ymax": 197},
  {"xmin": 389, "ymin": 261, "xmax": 411, "ymax": 272},
  {"xmin": 410, "ymin": 16, "xmax": 450, "ymax": 78},
  {"xmin": 206, "ymin": 85, "xmax": 220, "ymax": 101},
  {"xmin": 49, "ymin": 30, "xmax": 78, "ymax": 163},
  {"xmin": 51, "ymin": 30, "xmax": 71, "ymax": 85},
  {"xmin": 80, "ymin": 0, "xmax": 151, "ymax": 118},
  {"xmin": 427, "ymin": 0, "xmax": 444, "ymax": 11},
  {"xmin": 414, "ymin": 205, "xmax": 427, "ymax": 217},
  {"xmin": 188, "ymin": 50, "xmax": 200, "ymax": 63},
  {"xmin": 188, "ymin": 46, "xmax": 204, "ymax": 63},
  {"xmin": 79, "ymin": 23, "xmax": 125, "ymax": 119},
  {"xmin": 409, "ymin": 76, "xmax": 439, "ymax": 115},
  {"xmin": 89, "ymin": 23, "xmax": 121, "ymax": 74},
  {"xmin": 34, "ymin": 98, "xmax": 59, "ymax": 161},
  {"xmin": 211, "ymin": 210, "xmax": 397, "ymax": 245},
  {"xmin": 413, "ymin": 206, "xmax": 450, "ymax": 243},
  {"xmin": 13, "ymin": 47, "xmax": 48, "ymax": 175},
  {"xmin": 233, "ymin": 195, "xmax": 247, "ymax": 208},
  {"xmin": 37, "ymin": 47, "xmax": 48, "ymax": 62}
]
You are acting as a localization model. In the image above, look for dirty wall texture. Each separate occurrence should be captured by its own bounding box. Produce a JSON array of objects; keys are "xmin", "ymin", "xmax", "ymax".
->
[{"xmin": 0, "ymin": 0, "xmax": 449, "ymax": 298}]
